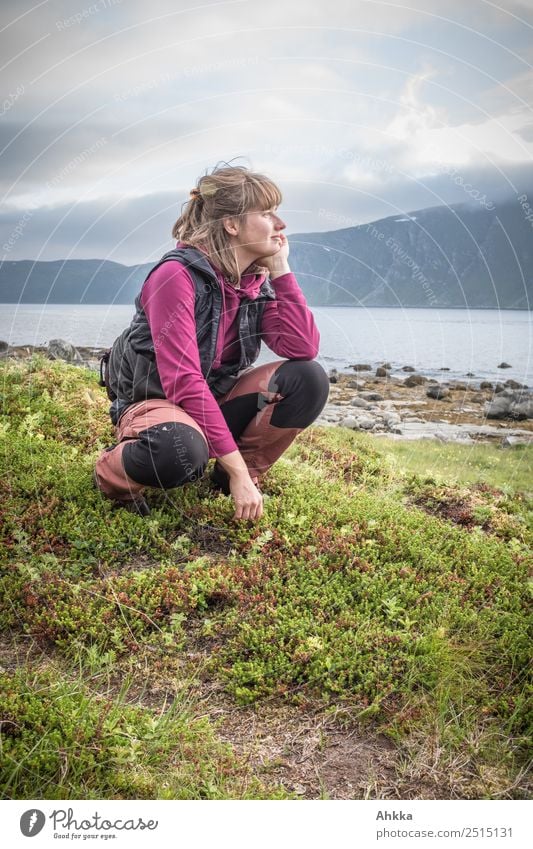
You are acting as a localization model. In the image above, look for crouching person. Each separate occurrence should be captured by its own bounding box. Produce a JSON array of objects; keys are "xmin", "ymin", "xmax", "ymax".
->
[{"xmin": 94, "ymin": 164, "xmax": 329, "ymax": 521}]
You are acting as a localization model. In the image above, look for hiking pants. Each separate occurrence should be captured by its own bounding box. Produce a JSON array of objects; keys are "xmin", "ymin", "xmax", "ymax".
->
[{"xmin": 94, "ymin": 359, "xmax": 329, "ymax": 501}]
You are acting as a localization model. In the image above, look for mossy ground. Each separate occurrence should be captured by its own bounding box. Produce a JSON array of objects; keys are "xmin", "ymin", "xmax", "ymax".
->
[{"xmin": 0, "ymin": 355, "xmax": 531, "ymax": 799}]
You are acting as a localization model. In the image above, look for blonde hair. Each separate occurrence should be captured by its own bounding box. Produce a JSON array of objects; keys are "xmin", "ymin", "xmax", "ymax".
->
[{"xmin": 171, "ymin": 163, "xmax": 283, "ymax": 283}]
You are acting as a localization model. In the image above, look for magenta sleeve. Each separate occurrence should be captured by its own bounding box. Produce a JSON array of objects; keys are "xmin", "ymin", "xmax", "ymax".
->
[
  {"xmin": 140, "ymin": 261, "xmax": 238, "ymax": 459},
  {"xmin": 260, "ymin": 272, "xmax": 320, "ymax": 359}
]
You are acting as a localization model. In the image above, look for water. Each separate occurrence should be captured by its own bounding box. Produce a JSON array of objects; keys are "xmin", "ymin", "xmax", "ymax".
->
[{"xmin": 1, "ymin": 304, "xmax": 531, "ymax": 385}]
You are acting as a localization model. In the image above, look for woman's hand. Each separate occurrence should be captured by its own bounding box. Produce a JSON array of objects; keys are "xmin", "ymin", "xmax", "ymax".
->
[
  {"xmin": 258, "ymin": 232, "xmax": 290, "ymax": 279},
  {"xmin": 229, "ymin": 473, "xmax": 264, "ymax": 521}
]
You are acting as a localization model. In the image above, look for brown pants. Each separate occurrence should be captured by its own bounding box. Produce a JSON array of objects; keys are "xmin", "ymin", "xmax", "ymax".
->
[{"xmin": 94, "ymin": 359, "xmax": 329, "ymax": 501}]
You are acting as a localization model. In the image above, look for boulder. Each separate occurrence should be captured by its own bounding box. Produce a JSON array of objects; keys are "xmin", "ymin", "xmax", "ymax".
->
[
  {"xmin": 329, "ymin": 374, "xmax": 338, "ymax": 384},
  {"xmin": 350, "ymin": 397, "xmax": 372, "ymax": 409},
  {"xmin": 346, "ymin": 380, "xmax": 366, "ymax": 390},
  {"xmin": 375, "ymin": 367, "xmax": 388, "ymax": 377},
  {"xmin": 402, "ymin": 365, "xmax": 416, "ymax": 372},
  {"xmin": 47, "ymin": 338, "xmax": 84, "ymax": 364},
  {"xmin": 358, "ymin": 391, "xmax": 384, "ymax": 401},
  {"xmin": 426, "ymin": 384, "xmax": 450, "ymax": 400},
  {"xmin": 465, "ymin": 372, "xmax": 475, "ymax": 377},
  {"xmin": 0, "ymin": 340, "xmax": 8, "ymax": 357},
  {"xmin": 479, "ymin": 381, "xmax": 493, "ymax": 390},
  {"xmin": 357, "ymin": 416, "xmax": 376, "ymax": 430},
  {"xmin": 494, "ymin": 383, "xmax": 506, "ymax": 394},
  {"xmin": 340, "ymin": 416, "xmax": 360, "ymax": 430},
  {"xmin": 504, "ymin": 379, "xmax": 525, "ymax": 389},
  {"xmin": 485, "ymin": 389, "xmax": 533, "ymax": 420},
  {"xmin": 350, "ymin": 363, "xmax": 372, "ymax": 371},
  {"xmin": 404, "ymin": 374, "xmax": 427, "ymax": 387},
  {"xmin": 497, "ymin": 362, "xmax": 512, "ymax": 369},
  {"xmin": 449, "ymin": 381, "xmax": 468, "ymax": 390}
]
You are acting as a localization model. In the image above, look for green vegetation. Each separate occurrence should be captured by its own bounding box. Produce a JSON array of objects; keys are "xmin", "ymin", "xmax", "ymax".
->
[{"xmin": 1, "ymin": 355, "xmax": 531, "ymax": 799}]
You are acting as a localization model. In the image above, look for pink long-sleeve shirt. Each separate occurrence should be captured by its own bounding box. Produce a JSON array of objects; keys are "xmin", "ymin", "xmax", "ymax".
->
[{"xmin": 140, "ymin": 243, "xmax": 320, "ymax": 458}]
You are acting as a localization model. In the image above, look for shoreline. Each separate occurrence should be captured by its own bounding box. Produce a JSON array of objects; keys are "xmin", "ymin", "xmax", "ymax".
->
[{"xmin": 2, "ymin": 343, "xmax": 532, "ymax": 446}]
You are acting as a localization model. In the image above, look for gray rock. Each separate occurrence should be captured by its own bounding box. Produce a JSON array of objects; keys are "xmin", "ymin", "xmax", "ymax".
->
[
  {"xmin": 426, "ymin": 384, "xmax": 450, "ymax": 400},
  {"xmin": 346, "ymin": 380, "xmax": 366, "ymax": 390},
  {"xmin": 404, "ymin": 374, "xmax": 427, "ymax": 387},
  {"xmin": 465, "ymin": 372, "xmax": 475, "ymax": 377},
  {"xmin": 340, "ymin": 416, "xmax": 360, "ymax": 430},
  {"xmin": 439, "ymin": 367, "xmax": 450, "ymax": 371},
  {"xmin": 485, "ymin": 389, "xmax": 533, "ymax": 420},
  {"xmin": 358, "ymin": 391, "xmax": 384, "ymax": 401},
  {"xmin": 357, "ymin": 416, "xmax": 376, "ymax": 430},
  {"xmin": 449, "ymin": 381, "xmax": 468, "ymax": 390},
  {"xmin": 504, "ymin": 379, "xmax": 525, "ymax": 389},
  {"xmin": 375, "ymin": 367, "xmax": 388, "ymax": 377},
  {"xmin": 497, "ymin": 362, "xmax": 512, "ymax": 369},
  {"xmin": 329, "ymin": 375, "xmax": 338, "ymax": 384},
  {"xmin": 479, "ymin": 381, "xmax": 493, "ymax": 390},
  {"xmin": 402, "ymin": 365, "xmax": 416, "ymax": 372},
  {"xmin": 350, "ymin": 397, "xmax": 372, "ymax": 409},
  {"xmin": 47, "ymin": 338, "xmax": 84, "ymax": 364},
  {"xmin": 381, "ymin": 362, "xmax": 392, "ymax": 369},
  {"xmin": 350, "ymin": 363, "xmax": 372, "ymax": 371},
  {"xmin": 0, "ymin": 340, "xmax": 8, "ymax": 357}
]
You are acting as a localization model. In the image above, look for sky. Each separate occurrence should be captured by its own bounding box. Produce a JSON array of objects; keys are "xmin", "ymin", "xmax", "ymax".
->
[{"xmin": 1, "ymin": 0, "xmax": 533, "ymax": 264}]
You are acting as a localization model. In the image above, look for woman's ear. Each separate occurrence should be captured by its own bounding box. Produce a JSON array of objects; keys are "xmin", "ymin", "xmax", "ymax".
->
[{"xmin": 222, "ymin": 216, "xmax": 239, "ymax": 237}]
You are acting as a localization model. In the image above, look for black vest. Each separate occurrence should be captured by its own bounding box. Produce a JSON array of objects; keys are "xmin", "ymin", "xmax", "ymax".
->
[{"xmin": 105, "ymin": 246, "xmax": 276, "ymax": 425}]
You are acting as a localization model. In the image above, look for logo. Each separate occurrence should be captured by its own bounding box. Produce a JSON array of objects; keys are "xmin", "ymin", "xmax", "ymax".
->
[{"xmin": 20, "ymin": 809, "xmax": 46, "ymax": 837}]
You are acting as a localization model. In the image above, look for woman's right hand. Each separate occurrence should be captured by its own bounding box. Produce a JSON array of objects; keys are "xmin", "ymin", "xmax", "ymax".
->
[{"xmin": 229, "ymin": 473, "xmax": 263, "ymax": 521}]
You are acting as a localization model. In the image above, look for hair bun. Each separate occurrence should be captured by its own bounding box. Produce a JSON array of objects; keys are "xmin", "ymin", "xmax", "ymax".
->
[{"xmin": 189, "ymin": 188, "xmax": 201, "ymax": 199}]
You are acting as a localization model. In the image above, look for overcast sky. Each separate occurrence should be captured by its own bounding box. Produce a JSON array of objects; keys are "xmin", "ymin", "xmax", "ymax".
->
[{"xmin": 1, "ymin": 0, "xmax": 533, "ymax": 263}]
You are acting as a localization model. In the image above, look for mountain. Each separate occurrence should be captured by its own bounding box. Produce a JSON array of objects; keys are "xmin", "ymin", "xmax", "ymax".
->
[{"xmin": 1, "ymin": 199, "xmax": 531, "ymax": 308}]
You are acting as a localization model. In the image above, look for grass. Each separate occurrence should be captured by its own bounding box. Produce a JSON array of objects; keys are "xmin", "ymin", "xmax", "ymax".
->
[{"xmin": 0, "ymin": 354, "xmax": 531, "ymax": 799}]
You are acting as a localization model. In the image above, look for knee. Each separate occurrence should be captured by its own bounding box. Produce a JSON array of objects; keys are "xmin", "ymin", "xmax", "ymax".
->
[
  {"xmin": 274, "ymin": 359, "xmax": 330, "ymax": 405},
  {"xmin": 122, "ymin": 422, "xmax": 209, "ymax": 489},
  {"xmin": 270, "ymin": 360, "xmax": 330, "ymax": 428}
]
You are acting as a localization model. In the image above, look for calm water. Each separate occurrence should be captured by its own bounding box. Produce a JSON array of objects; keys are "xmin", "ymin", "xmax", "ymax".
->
[{"xmin": 1, "ymin": 304, "xmax": 531, "ymax": 385}]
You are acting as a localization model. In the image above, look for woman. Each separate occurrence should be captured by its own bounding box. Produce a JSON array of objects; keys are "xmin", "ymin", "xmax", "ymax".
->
[{"xmin": 94, "ymin": 164, "xmax": 329, "ymax": 521}]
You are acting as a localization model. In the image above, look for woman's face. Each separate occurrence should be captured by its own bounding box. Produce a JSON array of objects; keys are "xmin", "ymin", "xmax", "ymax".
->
[{"xmin": 230, "ymin": 206, "xmax": 286, "ymax": 260}]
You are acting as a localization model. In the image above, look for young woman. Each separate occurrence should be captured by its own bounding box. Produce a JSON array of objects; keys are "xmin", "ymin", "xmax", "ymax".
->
[{"xmin": 94, "ymin": 164, "xmax": 329, "ymax": 521}]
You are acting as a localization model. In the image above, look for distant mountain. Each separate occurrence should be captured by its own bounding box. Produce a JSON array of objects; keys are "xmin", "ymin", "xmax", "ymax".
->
[{"xmin": 1, "ymin": 199, "xmax": 531, "ymax": 308}]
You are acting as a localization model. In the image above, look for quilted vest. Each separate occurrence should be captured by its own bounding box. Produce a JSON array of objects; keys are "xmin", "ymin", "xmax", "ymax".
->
[{"xmin": 104, "ymin": 246, "xmax": 276, "ymax": 425}]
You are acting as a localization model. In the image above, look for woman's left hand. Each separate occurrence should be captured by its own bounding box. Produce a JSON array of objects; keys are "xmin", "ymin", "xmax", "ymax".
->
[{"xmin": 258, "ymin": 233, "xmax": 290, "ymax": 277}]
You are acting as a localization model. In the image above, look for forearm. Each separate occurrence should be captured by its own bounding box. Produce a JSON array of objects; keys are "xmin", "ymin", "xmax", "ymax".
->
[
  {"xmin": 261, "ymin": 271, "xmax": 320, "ymax": 359},
  {"xmin": 216, "ymin": 449, "xmax": 251, "ymax": 480}
]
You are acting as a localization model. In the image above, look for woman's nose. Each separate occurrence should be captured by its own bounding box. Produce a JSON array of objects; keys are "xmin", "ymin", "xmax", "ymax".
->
[{"xmin": 273, "ymin": 215, "xmax": 286, "ymax": 230}]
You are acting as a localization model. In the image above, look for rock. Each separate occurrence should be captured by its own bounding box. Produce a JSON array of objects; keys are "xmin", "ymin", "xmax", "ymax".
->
[
  {"xmin": 350, "ymin": 397, "xmax": 372, "ymax": 409},
  {"xmin": 350, "ymin": 363, "xmax": 372, "ymax": 371},
  {"xmin": 375, "ymin": 367, "xmax": 388, "ymax": 377},
  {"xmin": 47, "ymin": 338, "xmax": 84, "ymax": 364},
  {"xmin": 381, "ymin": 362, "xmax": 391, "ymax": 369},
  {"xmin": 329, "ymin": 375, "xmax": 338, "ymax": 384},
  {"xmin": 404, "ymin": 374, "xmax": 427, "ymax": 387},
  {"xmin": 439, "ymin": 367, "xmax": 450, "ymax": 371},
  {"xmin": 402, "ymin": 365, "xmax": 416, "ymax": 372},
  {"xmin": 449, "ymin": 381, "xmax": 468, "ymax": 390},
  {"xmin": 426, "ymin": 385, "xmax": 450, "ymax": 400},
  {"xmin": 346, "ymin": 380, "xmax": 365, "ymax": 390},
  {"xmin": 0, "ymin": 340, "xmax": 8, "ymax": 357},
  {"xmin": 485, "ymin": 389, "xmax": 533, "ymax": 420},
  {"xmin": 494, "ymin": 383, "xmax": 506, "ymax": 394},
  {"xmin": 479, "ymin": 381, "xmax": 493, "ymax": 390},
  {"xmin": 465, "ymin": 372, "xmax": 475, "ymax": 377},
  {"xmin": 497, "ymin": 362, "xmax": 512, "ymax": 369},
  {"xmin": 340, "ymin": 416, "xmax": 360, "ymax": 430},
  {"xmin": 357, "ymin": 416, "xmax": 375, "ymax": 430},
  {"xmin": 501, "ymin": 435, "xmax": 525, "ymax": 447},
  {"xmin": 358, "ymin": 391, "xmax": 384, "ymax": 401},
  {"xmin": 504, "ymin": 379, "xmax": 525, "ymax": 389}
]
